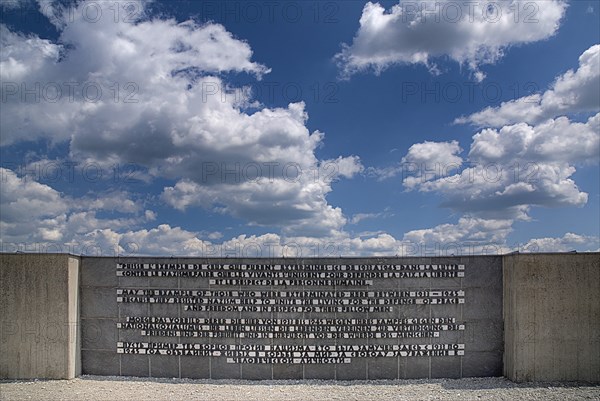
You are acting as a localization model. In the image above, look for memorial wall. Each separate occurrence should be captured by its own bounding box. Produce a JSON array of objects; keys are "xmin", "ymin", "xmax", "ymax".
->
[{"xmin": 80, "ymin": 257, "xmax": 503, "ymax": 379}]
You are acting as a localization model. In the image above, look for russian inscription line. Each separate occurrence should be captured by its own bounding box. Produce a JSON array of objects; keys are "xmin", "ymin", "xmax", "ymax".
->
[{"xmin": 116, "ymin": 343, "xmax": 466, "ymax": 363}]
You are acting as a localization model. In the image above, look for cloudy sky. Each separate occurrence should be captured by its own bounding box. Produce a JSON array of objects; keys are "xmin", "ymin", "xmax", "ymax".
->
[{"xmin": 1, "ymin": 0, "xmax": 598, "ymax": 257}]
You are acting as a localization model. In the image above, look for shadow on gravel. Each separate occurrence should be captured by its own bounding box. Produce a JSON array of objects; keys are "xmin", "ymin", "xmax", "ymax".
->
[{"xmin": 439, "ymin": 378, "xmax": 600, "ymax": 390}]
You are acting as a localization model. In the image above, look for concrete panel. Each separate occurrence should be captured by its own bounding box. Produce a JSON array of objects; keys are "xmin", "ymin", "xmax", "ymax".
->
[
  {"xmin": 304, "ymin": 363, "xmax": 335, "ymax": 379},
  {"xmin": 404, "ymin": 357, "xmax": 430, "ymax": 379},
  {"xmin": 272, "ymin": 363, "xmax": 303, "ymax": 380},
  {"xmin": 503, "ymin": 253, "xmax": 600, "ymax": 382},
  {"xmin": 80, "ymin": 257, "xmax": 117, "ymax": 288},
  {"xmin": 211, "ymin": 356, "xmax": 241, "ymax": 379},
  {"xmin": 463, "ymin": 351, "xmax": 503, "ymax": 377},
  {"xmin": 81, "ymin": 318, "xmax": 117, "ymax": 350},
  {"xmin": 150, "ymin": 355, "xmax": 179, "ymax": 378},
  {"xmin": 180, "ymin": 356, "xmax": 210, "ymax": 379},
  {"xmin": 241, "ymin": 363, "xmax": 272, "ymax": 380},
  {"xmin": 0, "ymin": 253, "xmax": 80, "ymax": 379},
  {"xmin": 431, "ymin": 356, "xmax": 462, "ymax": 379},
  {"xmin": 80, "ymin": 286, "xmax": 117, "ymax": 318},
  {"xmin": 120, "ymin": 354, "xmax": 149, "ymax": 377},
  {"xmin": 81, "ymin": 350, "xmax": 119, "ymax": 376},
  {"xmin": 367, "ymin": 357, "xmax": 398, "ymax": 379},
  {"xmin": 336, "ymin": 359, "xmax": 367, "ymax": 380}
]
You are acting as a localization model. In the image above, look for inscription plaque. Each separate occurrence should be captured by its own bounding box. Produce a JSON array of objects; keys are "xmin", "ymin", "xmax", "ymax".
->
[
  {"xmin": 80, "ymin": 257, "xmax": 503, "ymax": 379},
  {"xmin": 116, "ymin": 263, "xmax": 466, "ymax": 368}
]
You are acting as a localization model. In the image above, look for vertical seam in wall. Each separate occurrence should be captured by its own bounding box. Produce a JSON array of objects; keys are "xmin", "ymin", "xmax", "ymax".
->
[
  {"xmin": 365, "ymin": 279, "xmax": 369, "ymax": 380},
  {"xmin": 208, "ymin": 263, "xmax": 212, "ymax": 380},
  {"xmin": 178, "ymin": 259, "xmax": 182, "ymax": 379},
  {"xmin": 428, "ymin": 264, "xmax": 432, "ymax": 380},
  {"xmin": 510, "ymin": 257, "xmax": 514, "ymax": 380},
  {"xmin": 512, "ymin": 257, "xmax": 515, "ymax": 380},
  {"xmin": 118, "ymin": 257, "xmax": 122, "ymax": 377},
  {"xmin": 512, "ymin": 257, "xmax": 517, "ymax": 381},
  {"xmin": 533, "ymin": 286, "xmax": 536, "ymax": 382},
  {"xmin": 504, "ymin": 256, "xmax": 510, "ymax": 379},
  {"xmin": 588, "ymin": 261, "xmax": 593, "ymax": 382},
  {"xmin": 398, "ymin": 267, "xmax": 401, "ymax": 380},
  {"xmin": 276, "ymin": 261, "xmax": 278, "ymax": 380},
  {"xmin": 460, "ymin": 260, "xmax": 464, "ymax": 379},
  {"xmin": 148, "ymin": 259, "xmax": 151, "ymax": 378},
  {"xmin": 239, "ymin": 276, "xmax": 242, "ymax": 380},
  {"xmin": 506, "ymin": 257, "xmax": 511, "ymax": 380}
]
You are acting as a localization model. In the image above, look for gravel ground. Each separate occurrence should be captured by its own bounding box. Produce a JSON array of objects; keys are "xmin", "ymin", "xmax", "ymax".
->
[{"xmin": 1, "ymin": 376, "xmax": 599, "ymax": 401}]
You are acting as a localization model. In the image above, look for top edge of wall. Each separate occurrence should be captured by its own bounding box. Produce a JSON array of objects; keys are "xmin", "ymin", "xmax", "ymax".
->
[
  {"xmin": 0, "ymin": 252, "xmax": 81, "ymax": 258},
  {"xmin": 1, "ymin": 252, "xmax": 598, "ymax": 259}
]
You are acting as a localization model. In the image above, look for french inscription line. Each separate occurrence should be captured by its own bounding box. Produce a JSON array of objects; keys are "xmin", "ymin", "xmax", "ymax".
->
[
  {"xmin": 116, "ymin": 263, "xmax": 465, "ymax": 279},
  {"xmin": 117, "ymin": 263, "xmax": 466, "ymax": 271}
]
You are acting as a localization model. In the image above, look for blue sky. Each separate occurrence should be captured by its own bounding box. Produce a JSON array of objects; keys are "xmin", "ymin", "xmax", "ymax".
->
[{"xmin": 1, "ymin": 0, "xmax": 599, "ymax": 256}]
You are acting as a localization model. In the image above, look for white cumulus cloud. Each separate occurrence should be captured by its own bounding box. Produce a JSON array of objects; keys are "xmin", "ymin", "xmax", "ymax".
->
[
  {"xmin": 336, "ymin": 0, "xmax": 566, "ymax": 80},
  {"xmin": 456, "ymin": 44, "xmax": 600, "ymax": 126},
  {"xmin": 405, "ymin": 114, "xmax": 598, "ymax": 220},
  {"xmin": 521, "ymin": 233, "xmax": 600, "ymax": 252},
  {"xmin": 0, "ymin": 0, "xmax": 361, "ymax": 236}
]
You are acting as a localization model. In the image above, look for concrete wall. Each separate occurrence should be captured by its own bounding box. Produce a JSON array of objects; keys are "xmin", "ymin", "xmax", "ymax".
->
[
  {"xmin": 0, "ymin": 253, "xmax": 81, "ymax": 379},
  {"xmin": 503, "ymin": 253, "xmax": 600, "ymax": 382},
  {"xmin": 80, "ymin": 256, "xmax": 503, "ymax": 380},
  {"xmin": 2, "ymin": 252, "xmax": 598, "ymax": 382}
]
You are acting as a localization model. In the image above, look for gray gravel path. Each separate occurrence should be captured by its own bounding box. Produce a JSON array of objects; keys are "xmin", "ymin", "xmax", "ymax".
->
[{"xmin": 1, "ymin": 376, "xmax": 599, "ymax": 401}]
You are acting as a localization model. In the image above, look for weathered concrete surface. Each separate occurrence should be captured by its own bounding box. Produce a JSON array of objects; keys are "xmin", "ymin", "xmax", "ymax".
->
[
  {"xmin": 0, "ymin": 253, "xmax": 80, "ymax": 379},
  {"xmin": 503, "ymin": 253, "xmax": 600, "ymax": 382}
]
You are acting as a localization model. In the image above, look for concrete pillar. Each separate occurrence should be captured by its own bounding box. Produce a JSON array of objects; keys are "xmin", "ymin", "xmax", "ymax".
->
[
  {"xmin": 503, "ymin": 253, "xmax": 600, "ymax": 382},
  {"xmin": 0, "ymin": 253, "xmax": 81, "ymax": 379}
]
